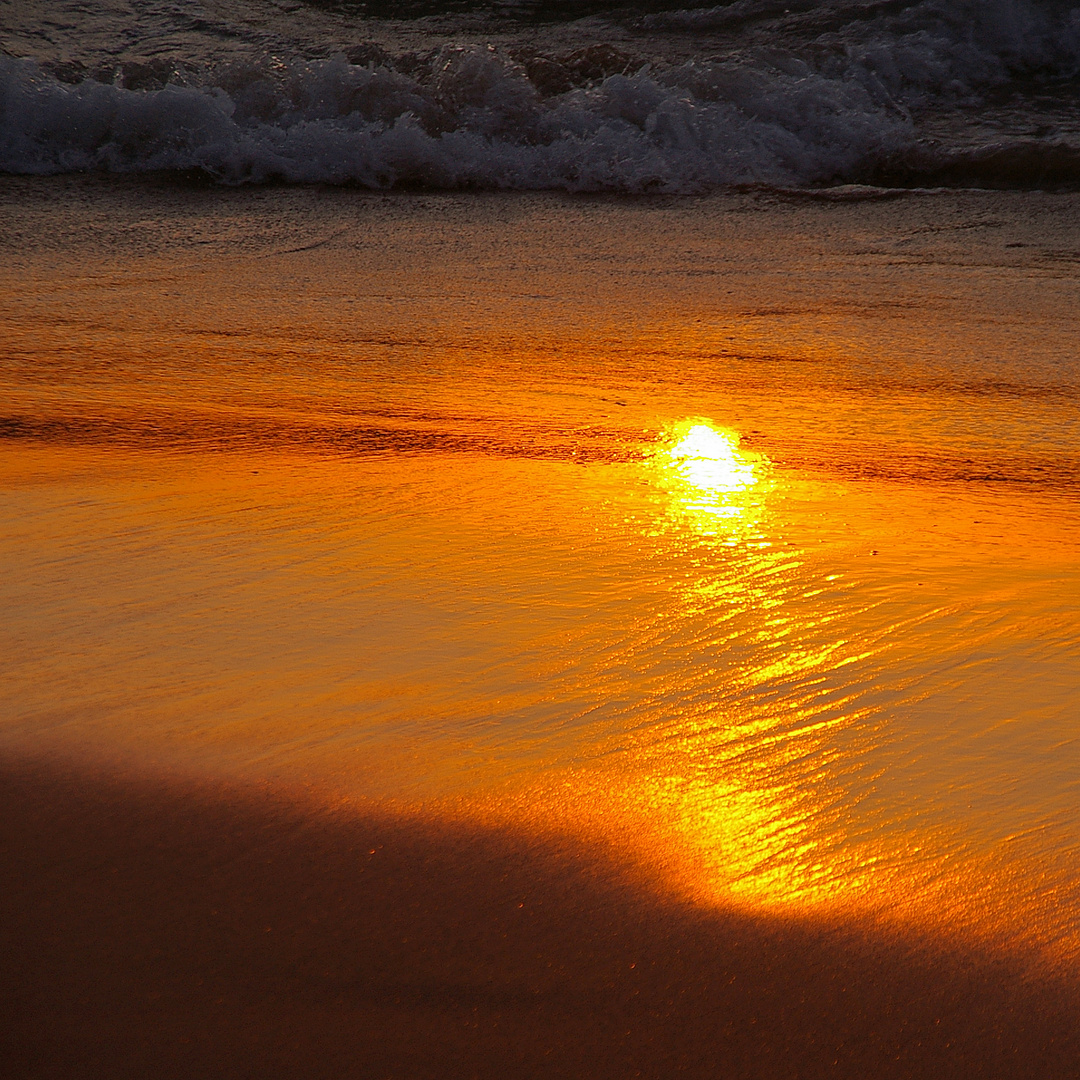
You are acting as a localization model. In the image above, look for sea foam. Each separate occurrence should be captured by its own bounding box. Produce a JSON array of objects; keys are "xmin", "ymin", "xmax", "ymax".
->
[
  {"xmin": 0, "ymin": 50, "xmax": 909, "ymax": 190},
  {"xmin": 2, "ymin": 0, "xmax": 1079, "ymax": 190}
]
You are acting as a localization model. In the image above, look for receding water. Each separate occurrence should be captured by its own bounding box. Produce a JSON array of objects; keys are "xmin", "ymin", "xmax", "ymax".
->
[{"xmin": 2, "ymin": 181, "xmax": 1080, "ymax": 976}]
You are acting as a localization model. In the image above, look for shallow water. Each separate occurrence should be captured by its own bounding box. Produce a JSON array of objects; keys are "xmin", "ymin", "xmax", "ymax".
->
[{"xmin": 2, "ymin": 179, "xmax": 1079, "ymax": 978}]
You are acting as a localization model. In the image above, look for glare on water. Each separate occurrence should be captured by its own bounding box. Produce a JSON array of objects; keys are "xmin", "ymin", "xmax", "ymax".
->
[
  {"xmin": 654, "ymin": 422, "xmax": 764, "ymax": 534},
  {"xmin": 3, "ymin": 394, "xmax": 1079, "ymax": 963},
  {"xmin": 3, "ymin": 187, "xmax": 1080, "ymax": 974}
]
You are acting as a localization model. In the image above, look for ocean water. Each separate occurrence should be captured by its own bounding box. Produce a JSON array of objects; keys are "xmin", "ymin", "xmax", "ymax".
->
[
  {"xmin": 4, "ymin": 0, "xmax": 1080, "ymax": 191},
  {"xmin": 2, "ymin": 3, "xmax": 1080, "ymax": 1077}
]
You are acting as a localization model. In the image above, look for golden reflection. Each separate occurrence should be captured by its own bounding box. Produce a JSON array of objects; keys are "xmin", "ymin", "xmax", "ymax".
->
[
  {"xmin": 651, "ymin": 420, "xmax": 769, "ymax": 538},
  {"xmin": 668, "ymin": 423, "xmax": 756, "ymax": 493},
  {"xmin": 639, "ymin": 420, "xmax": 854, "ymax": 909},
  {"xmin": 635, "ymin": 424, "xmax": 904, "ymax": 918}
]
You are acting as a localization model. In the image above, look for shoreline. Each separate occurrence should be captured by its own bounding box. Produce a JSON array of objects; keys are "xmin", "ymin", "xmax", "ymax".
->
[{"xmin": 3, "ymin": 751, "xmax": 1079, "ymax": 1079}]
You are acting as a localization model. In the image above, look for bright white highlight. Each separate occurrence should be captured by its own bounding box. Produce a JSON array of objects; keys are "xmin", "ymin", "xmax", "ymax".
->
[{"xmin": 667, "ymin": 424, "xmax": 756, "ymax": 494}]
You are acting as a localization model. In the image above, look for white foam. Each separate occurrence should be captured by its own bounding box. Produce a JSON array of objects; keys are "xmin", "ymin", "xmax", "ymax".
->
[
  {"xmin": 0, "ymin": 49, "xmax": 910, "ymax": 190},
  {"xmin": 3, "ymin": 0, "xmax": 1080, "ymax": 190}
]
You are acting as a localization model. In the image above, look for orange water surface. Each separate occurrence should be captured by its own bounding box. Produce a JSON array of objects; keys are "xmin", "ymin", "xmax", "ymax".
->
[{"xmin": 2, "ymin": 179, "xmax": 1079, "ymax": 972}]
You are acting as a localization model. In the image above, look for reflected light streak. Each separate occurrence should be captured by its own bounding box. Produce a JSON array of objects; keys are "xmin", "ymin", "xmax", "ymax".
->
[
  {"xmin": 640, "ymin": 420, "xmax": 859, "ymax": 910},
  {"xmin": 636, "ymin": 422, "xmax": 903, "ymax": 917}
]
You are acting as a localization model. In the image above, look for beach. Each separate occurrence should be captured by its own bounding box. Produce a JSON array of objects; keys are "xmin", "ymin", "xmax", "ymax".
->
[
  {"xmin": 2, "ymin": 175, "xmax": 1080, "ymax": 1075},
  {"xmin": 3, "ymin": 753, "xmax": 1079, "ymax": 1079}
]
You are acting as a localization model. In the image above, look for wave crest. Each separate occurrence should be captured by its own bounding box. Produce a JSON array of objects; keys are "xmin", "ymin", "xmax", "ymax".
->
[
  {"xmin": 0, "ymin": 48, "xmax": 909, "ymax": 190},
  {"xmin": 4, "ymin": 0, "xmax": 1080, "ymax": 191}
]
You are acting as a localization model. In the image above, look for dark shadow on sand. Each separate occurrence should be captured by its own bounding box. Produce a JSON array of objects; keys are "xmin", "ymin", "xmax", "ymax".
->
[{"xmin": 1, "ymin": 755, "xmax": 1076, "ymax": 1079}]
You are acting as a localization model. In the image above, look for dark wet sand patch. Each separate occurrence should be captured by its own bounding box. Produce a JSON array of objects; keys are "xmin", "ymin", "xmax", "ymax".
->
[{"xmin": 1, "ymin": 755, "xmax": 1076, "ymax": 1079}]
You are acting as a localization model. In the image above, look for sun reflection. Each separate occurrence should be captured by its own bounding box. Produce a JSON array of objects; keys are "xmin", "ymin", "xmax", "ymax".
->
[
  {"xmin": 668, "ymin": 423, "xmax": 757, "ymax": 493},
  {"xmin": 651, "ymin": 420, "xmax": 768, "ymax": 538},
  {"xmin": 637, "ymin": 422, "xmax": 881, "ymax": 914}
]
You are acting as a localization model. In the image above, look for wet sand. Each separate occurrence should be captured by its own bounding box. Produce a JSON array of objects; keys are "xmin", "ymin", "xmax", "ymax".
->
[
  {"xmin": 3, "ymin": 752, "xmax": 1079, "ymax": 1080},
  {"xmin": 3, "ymin": 177, "xmax": 1080, "ymax": 1075}
]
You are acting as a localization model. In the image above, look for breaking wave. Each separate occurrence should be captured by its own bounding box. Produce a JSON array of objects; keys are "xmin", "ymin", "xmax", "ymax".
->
[
  {"xmin": 2, "ymin": 0, "xmax": 1080, "ymax": 191},
  {"xmin": 0, "ymin": 48, "xmax": 911, "ymax": 190}
]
